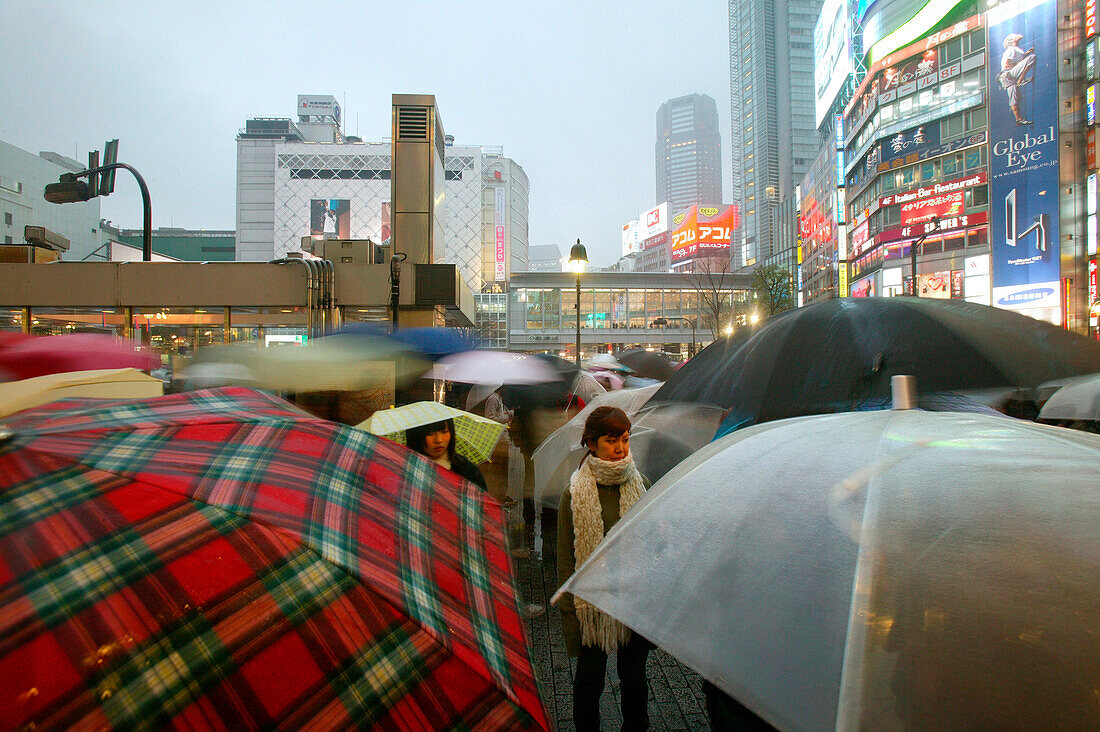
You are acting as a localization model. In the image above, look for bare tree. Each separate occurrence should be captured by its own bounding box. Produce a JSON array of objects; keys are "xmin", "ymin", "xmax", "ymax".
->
[
  {"xmin": 752, "ymin": 264, "xmax": 794, "ymax": 315},
  {"xmin": 687, "ymin": 257, "xmax": 737, "ymax": 340}
]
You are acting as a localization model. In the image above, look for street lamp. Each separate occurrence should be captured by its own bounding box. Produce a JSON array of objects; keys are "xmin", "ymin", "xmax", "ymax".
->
[
  {"xmin": 44, "ymin": 159, "xmax": 153, "ymax": 261},
  {"xmin": 567, "ymin": 239, "xmax": 588, "ymax": 366},
  {"xmin": 909, "ymin": 216, "xmax": 940, "ymax": 297},
  {"xmin": 724, "ymin": 324, "xmax": 734, "ymax": 337},
  {"xmin": 653, "ymin": 316, "xmax": 696, "ymax": 358}
]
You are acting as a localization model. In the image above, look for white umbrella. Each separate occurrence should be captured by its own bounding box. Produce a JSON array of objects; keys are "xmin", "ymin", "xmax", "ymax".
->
[
  {"xmin": 428, "ymin": 351, "xmax": 561, "ymax": 386},
  {"xmin": 531, "ymin": 385, "xmax": 659, "ymax": 507},
  {"xmin": 556, "ymin": 409, "xmax": 1100, "ymax": 730},
  {"xmin": 569, "ymin": 371, "xmax": 606, "ymax": 407},
  {"xmin": 1038, "ymin": 372, "xmax": 1100, "ymax": 421}
]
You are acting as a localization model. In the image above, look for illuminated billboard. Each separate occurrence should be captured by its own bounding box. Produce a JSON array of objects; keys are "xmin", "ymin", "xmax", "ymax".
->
[
  {"xmin": 641, "ymin": 202, "xmax": 669, "ymax": 240},
  {"xmin": 494, "ymin": 187, "xmax": 506, "ymax": 281},
  {"xmin": 310, "ymin": 199, "xmax": 350, "ymax": 239},
  {"xmin": 621, "ymin": 219, "xmax": 641, "ymax": 256},
  {"xmin": 987, "ymin": 0, "xmax": 1061, "ymax": 323},
  {"xmin": 670, "ymin": 205, "xmax": 739, "ymax": 263},
  {"xmin": 814, "ymin": 0, "xmax": 853, "ymax": 127}
]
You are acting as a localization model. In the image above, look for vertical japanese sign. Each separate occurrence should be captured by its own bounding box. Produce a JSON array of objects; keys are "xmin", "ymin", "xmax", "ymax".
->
[
  {"xmin": 494, "ymin": 187, "xmax": 506, "ymax": 281},
  {"xmin": 988, "ymin": 0, "xmax": 1061, "ymax": 322}
]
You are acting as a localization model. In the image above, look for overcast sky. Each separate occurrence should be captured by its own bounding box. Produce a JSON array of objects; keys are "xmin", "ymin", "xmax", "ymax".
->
[{"xmin": 1, "ymin": 1, "xmax": 730, "ymax": 268}]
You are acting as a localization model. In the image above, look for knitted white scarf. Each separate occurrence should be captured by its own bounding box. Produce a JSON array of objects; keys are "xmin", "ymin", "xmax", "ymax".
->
[{"xmin": 569, "ymin": 453, "xmax": 646, "ymax": 653}]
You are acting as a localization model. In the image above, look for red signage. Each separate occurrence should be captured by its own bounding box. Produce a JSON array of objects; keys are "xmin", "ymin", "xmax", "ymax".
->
[
  {"xmin": 877, "ymin": 211, "xmax": 989, "ymax": 245},
  {"xmin": 1089, "ymin": 259, "xmax": 1098, "ymax": 325},
  {"xmin": 670, "ymin": 205, "xmax": 740, "ymax": 263},
  {"xmin": 901, "ymin": 191, "xmax": 965, "ymax": 224},
  {"xmin": 1089, "ymin": 128, "xmax": 1096, "ymax": 169},
  {"xmin": 1089, "ymin": 0, "xmax": 1098, "ymax": 38}
]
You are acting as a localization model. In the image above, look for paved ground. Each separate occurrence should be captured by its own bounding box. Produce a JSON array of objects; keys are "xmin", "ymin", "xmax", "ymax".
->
[{"xmin": 516, "ymin": 504, "xmax": 711, "ymax": 731}]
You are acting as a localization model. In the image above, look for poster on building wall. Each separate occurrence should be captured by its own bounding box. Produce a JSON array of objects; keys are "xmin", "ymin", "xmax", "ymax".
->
[
  {"xmin": 670, "ymin": 205, "xmax": 740, "ymax": 263},
  {"xmin": 310, "ymin": 199, "xmax": 350, "ymax": 239},
  {"xmin": 494, "ymin": 187, "xmax": 506, "ymax": 281},
  {"xmin": 381, "ymin": 202, "xmax": 391, "ymax": 244},
  {"xmin": 987, "ymin": 0, "xmax": 1061, "ymax": 322},
  {"xmin": 850, "ymin": 272, "xmax": 876, "ymax": 298}
]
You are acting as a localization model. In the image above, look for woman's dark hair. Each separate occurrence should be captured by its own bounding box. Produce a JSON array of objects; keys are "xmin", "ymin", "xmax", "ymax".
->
[
  {"xmin": 406, "ymin": 418, "xmax": 456, "ymax": 461},
  {"xmin": 581, "ymin": 406, "xmax": 632, "ymax": 453}
]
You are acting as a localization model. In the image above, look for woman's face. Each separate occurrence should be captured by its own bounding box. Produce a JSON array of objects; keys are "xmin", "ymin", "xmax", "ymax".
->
[
  {"xmin": 423, "ymin": 426, "xmax": 451, "ymax": 459},
  {"xmin": 589, "ymin": 431, "xmax": 630, "ymax": 461}
]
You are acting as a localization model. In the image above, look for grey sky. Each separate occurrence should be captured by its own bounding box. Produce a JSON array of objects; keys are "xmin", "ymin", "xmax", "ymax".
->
[{"xmin": 1, "ymin": 1, "xmax": 730, "ymax": 268}]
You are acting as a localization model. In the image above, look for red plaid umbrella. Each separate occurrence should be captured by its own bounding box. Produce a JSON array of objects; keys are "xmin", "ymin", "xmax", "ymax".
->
[
  {"xmin": 0, "ymin": 387, "xmax": 549, "ymax": 730},
  {"xmin": 0, "ymin": 333, "xmax": 160, "ymax": 381}
]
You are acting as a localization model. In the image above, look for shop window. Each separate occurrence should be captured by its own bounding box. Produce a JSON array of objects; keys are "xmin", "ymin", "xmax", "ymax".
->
[
  {"xmin": 968, "ymin": 229, "xmax": 988, "ymax": 248},
  {"xmin": 883, "ymin": 205, "xmax": 901, "ymax": 226},
  {"xmin": 882, "ymin": 174, "xmax": 896, "ymax": 192},
  {"xmin": 920, "ymin": 161, "xmax": 938, "ymax": 182},
  {"xmin": 943, "ymin": 114, "xmax": 963, "ymax": 138},
  {"xmin": 899, "ymin": 166, "xmax": 915, "ymax": 187},
  {"xmin": 966, "ymin": 106, "xmax": 987, "ymax": 130},
  {"xmin": 940, "ymin": 37, "xmax": 963, "ymax": 65}
]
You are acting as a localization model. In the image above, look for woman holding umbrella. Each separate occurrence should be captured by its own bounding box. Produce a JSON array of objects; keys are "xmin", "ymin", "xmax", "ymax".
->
[
  {"xmin": 407, "ymin": 419, "xmax": 488, "ymax": 491},
  {"xmin": 556, "ymin": 406, "xmax": 651, "ymax": 731}
]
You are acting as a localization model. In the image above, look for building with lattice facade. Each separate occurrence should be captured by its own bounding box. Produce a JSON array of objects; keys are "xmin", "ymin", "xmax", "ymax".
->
[{"xmin": 235, "ymin": 100, "xmax": 529, "ymax": 293}]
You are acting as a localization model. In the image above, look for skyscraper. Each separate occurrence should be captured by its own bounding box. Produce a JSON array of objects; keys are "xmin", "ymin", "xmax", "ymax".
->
[
  {"xmin": 730, "ymin": 0, "xmax": 822, "ymax": 267},
  {"xmin": 655, "ymin": 94, "xmax": 723, "ymax": 217}
]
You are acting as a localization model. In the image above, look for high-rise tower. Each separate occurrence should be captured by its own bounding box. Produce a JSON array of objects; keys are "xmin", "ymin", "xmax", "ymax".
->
[
  {"xmin": 730, "ymin": 0, "xmax": 822, "ymax": 267},
  {"xmin": 655, "ymin": 94, "xmax": 723, "ymax": 217}
]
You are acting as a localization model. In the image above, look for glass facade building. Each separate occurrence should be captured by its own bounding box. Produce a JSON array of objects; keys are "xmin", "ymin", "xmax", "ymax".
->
[{"xmin": 508, "ymin": 271, "xmax": 753, "ymax": 359}]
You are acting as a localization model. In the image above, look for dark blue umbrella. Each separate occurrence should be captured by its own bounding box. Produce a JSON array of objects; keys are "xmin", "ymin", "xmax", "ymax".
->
[{"xmin": 334, "ymin": 324, "xmax": 481, "ymax": 361}]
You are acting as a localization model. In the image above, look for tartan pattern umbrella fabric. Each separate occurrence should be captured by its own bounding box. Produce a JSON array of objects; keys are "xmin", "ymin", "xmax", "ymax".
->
[
  {"xmin": 0, "ymin": 388, "xmax": 548, "ymax": 730},
  {"xmin": 358, "ymin": 402, "xmax": 506, "ymax": 464}
]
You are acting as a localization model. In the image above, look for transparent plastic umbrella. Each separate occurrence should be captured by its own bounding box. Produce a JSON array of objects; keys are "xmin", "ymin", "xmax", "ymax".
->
[
  {"xmin": 556, "ymin": 410, "xmax": 1100, "ymax": 730},
  {"xmin": 1038, "ymin": 372, "xmax": 1100, "ymax": 421}
]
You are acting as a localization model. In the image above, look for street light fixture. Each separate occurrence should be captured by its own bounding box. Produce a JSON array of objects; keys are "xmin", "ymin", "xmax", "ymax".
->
[
  {"xmin": 653, "ymin": 316, "xmax": 696, "ymax": 358},
  {"xmin": 44, "ymin": 160, "xmax": 153, "ymax": 261},
  {"xmin": 909, "ymin": 216, "xmax": 940, "ymax": 297},
  {"xmin": 567, "ymin": 239, "xmax": 588, "ymax": 366}
]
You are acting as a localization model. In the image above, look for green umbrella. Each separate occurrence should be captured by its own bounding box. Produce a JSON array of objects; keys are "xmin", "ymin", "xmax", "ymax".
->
[{"xmin": 358, "ymin": 401, "xmax": 506, "ymax": 464}]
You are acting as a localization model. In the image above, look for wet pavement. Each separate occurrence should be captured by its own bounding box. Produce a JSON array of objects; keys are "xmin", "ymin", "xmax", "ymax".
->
[{"xmin": 516, "ymin": 504, "xmax": 710, "ymax": 731}]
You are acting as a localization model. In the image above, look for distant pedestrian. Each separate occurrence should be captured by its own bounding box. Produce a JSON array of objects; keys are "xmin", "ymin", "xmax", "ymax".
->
[
  {"xmin": 556, "ymin": 406, "xmax": 652, "ymax": 731},
  {"xmin": 406, "ymin": 419, "xmax": 487, "ymax": 491}
]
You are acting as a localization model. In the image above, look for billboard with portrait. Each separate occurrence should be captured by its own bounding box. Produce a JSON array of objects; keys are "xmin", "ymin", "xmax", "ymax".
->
[
  {"xmin": 987, "ymin": 0, "xmax": 1061, "ymax": 322},
  {"xmin": 621, "ymin": 219, "xmax": 641, "ymax": 256},
  {"xmin": 310, "ymin": 199, "xmax": 350, "ymax": 239},
  {"xmin": 669, "ymin": 205, "xmax": 740, "ymax": 263},
  {"xmin": 814, "ymin": 0, "xmax": 853, "ymax": 127}
]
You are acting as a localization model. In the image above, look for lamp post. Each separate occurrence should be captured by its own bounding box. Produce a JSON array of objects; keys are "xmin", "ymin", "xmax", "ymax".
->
[
  {"xmin": 44, "ymin": 161, "xmax": 152, "ymax": 262},
  {"xmin": 567, "ymin": 239, "xmax": 588, "ymax": 366},
  {"xmin": 653, "ymin": 316, "xmax": 696, "ymax": 358},
  {"xmin": 909, "ymin": 216, "xmax": 940, "ymax": 297}
]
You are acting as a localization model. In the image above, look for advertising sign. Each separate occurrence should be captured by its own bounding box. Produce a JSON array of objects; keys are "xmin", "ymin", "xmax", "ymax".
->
[
  {"xmin": 917, "ymin": 270, "xmax": 953, "ymax": 298},
  {"xmin": 381, "ymin": 201, "xmax": 391, "ymax": 243},
  {"xmin": 1089, "ymin": 259, "xmax": 1098, "ymax": 326},
  {"xmin": 988, "ymin": 0, "xmax": 1061, "ymax": 321},
  {"xmin": 494, "ymin": 187, "xmax": 506, "ymax": 281},
  {"xmin": 641, "ymin": 203, "xmax": 669, "ymax": 240},
  {"xmin": 621, "ymin": 219, "xmax": 641, "ymax": 256},
  {"xmin": 642, "ymin": 231, "xmax": 669, "ymax": 251},
  {"xmin": 670, "ymin": 205, "xmax": 740, "ymax": 263},
  {"xmin": 1089, "ymin": 128, "xmax": 1097, "ymax": 168},
  {"xmin": 1089, "ymin": 84, "xmax": 1097, "ymax": 126},
  {"xmin": 298, "ymin": 95, "xmax": 341, "ymax": 124},
  {"xmin": 814, "ymin": 0, "xmax": 853, "ymax": 127},
  {"xmin": 880, "ymin": 171, "xmax": 986, "ymax": 208},
  {"xmin": 850, "ymin": 272, "xmax": 876, "ymax": 297},
  {"xmin": 1089, "ymin": 0, "xmax": 1098, "ymax": 38},
  {"xmin": 310, "ymin": 199, "xmax": 350, "ymax": 239},
  {"xmin": 900, "ymin": 190, "xmax": 965, "ymax": 224}
]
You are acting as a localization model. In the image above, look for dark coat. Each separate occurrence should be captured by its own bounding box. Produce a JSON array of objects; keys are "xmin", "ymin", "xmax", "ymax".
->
[{"xmin": 445, "ymin": 453, "xmax": 487, "ymax": 491}]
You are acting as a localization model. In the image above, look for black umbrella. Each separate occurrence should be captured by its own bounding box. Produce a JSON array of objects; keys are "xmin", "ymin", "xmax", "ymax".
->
[
  {"xmin": 649, "ymin": 330, "xmax": 755, "ymax": 407},
  {"xmin": 617, "ymin": 349, "xmax": 675, "ymax": 381},
  {"xmin": 699, "ymin": 298, "xmax": 1100, "ymax": 434}
]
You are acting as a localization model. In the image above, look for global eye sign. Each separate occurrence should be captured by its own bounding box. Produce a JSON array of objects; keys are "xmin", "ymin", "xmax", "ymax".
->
[{"xmin": 987, "ymin": 0, "xmax": 1062, "ymax": 323}]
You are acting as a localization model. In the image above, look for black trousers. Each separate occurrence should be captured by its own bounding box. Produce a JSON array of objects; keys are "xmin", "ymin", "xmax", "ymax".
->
[{"xmin": 573, "ymin": 635, "xmax": 651, "ymax": 731}]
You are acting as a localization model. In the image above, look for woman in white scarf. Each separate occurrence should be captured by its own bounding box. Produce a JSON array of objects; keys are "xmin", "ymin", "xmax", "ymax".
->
[{"xmin": 556, "ymin": 406, "xmax": 651, "ymax": 731}]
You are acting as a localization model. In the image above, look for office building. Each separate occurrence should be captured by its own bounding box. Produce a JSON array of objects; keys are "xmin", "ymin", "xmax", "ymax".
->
[
  {"xmin": 655, "ymin": 95, "xmax": 723, "ymax": 216},
  {"xmin": 0, "ymin": 140, "xmax": 104, "ymax": 261},
  {"xmin": 730, "ymin": 0, "xmax": 823, "ymax": 267},
  {"xmin": 235, "ymin": 95, "xmax": 529, "ymax": 292}
]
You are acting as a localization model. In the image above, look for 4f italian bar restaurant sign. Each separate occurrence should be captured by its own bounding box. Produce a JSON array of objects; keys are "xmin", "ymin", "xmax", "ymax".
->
[{"xmin": 879, "ymin": 172, "xmax": 986, "ymax": 225}]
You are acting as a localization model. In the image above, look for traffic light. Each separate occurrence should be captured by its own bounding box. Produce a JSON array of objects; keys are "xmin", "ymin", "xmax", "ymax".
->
[{"xmin": 100, "ymin": 139, "xmax": 118, "ymax": 195}]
